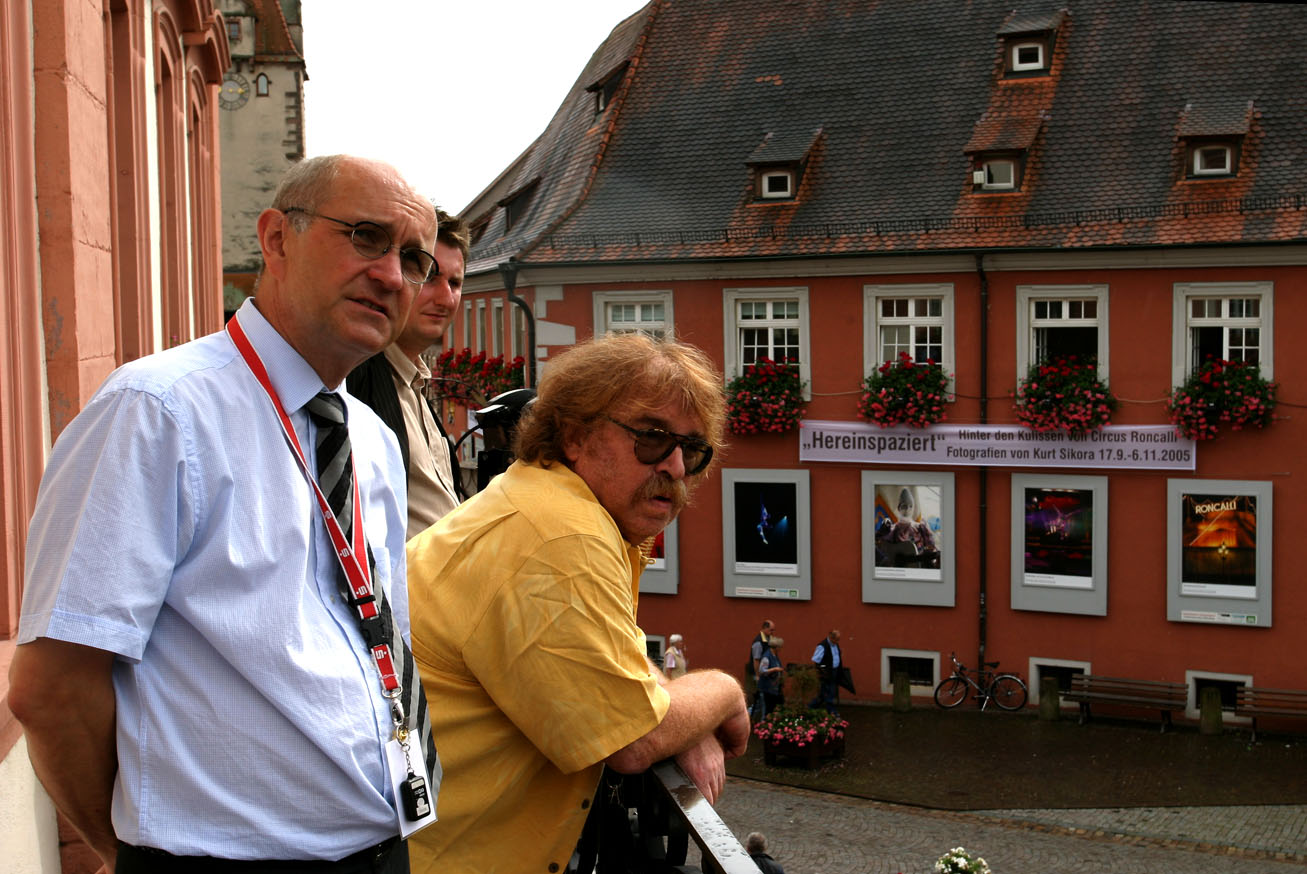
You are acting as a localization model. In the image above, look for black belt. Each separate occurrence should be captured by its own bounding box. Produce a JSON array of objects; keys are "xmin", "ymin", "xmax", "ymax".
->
[{"xmin": 117, "ymin": 835, "xmax": 403, "ymax": 873}]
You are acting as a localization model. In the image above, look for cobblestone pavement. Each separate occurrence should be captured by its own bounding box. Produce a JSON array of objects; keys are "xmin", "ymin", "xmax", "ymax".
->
[{"xmin": 698, "ymin": 778, "xmax": 1307, "ymax": 873}]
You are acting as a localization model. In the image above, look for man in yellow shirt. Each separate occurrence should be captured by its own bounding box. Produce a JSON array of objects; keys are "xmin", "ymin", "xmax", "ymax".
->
[{"xmin": 406, "ymin": 333, "xmax": 749, "ymax": 873}]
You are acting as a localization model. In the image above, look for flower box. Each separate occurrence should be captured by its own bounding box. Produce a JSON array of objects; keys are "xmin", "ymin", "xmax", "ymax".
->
[
  {"xmin": 762, "ymin": 734, "xmax": 845, "ymax": 769},
  {"xmin": 858, "ymin": 352, "xmax": 951, "ymax": 428},
  {"xmin": 1168, "ymin": 358, "xmax": 1275, "ymax": 441},
  {"xmin": 726, "ymin": 358, "xmax": 807, "ymax": 436},
  {"xmin": 1013, "ymin": 355, "xmax": 1114, "ymax": 434}
]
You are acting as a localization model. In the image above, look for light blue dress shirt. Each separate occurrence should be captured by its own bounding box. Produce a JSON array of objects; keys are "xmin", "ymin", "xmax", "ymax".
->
[{"xmin": 19, "ymin": 299, "xmax": 414, "ymax": 860}]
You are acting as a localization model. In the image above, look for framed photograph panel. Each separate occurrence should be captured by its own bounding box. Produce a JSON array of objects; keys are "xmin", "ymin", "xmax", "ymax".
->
[
  {"xmin": 861, "ymin": 471, "xmax": 955, "ymax": 606},
  {"xmin": 638, "ymin": 520, "xmax": 679, "ymax": 595},
  {"xmin": 1167, "ymin": 479, "xmax": 1272, "ymax": 627},
  {"xmin": 722, "ymin": 469, "xmax": 811, "ymax": 600},
  {"xmin": 1010, "ymin": 474, "xmax": 1108, "ymax": 616}
]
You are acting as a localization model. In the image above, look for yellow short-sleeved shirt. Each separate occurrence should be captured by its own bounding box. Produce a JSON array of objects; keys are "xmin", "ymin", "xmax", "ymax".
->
[{"xmin": 406, "ymin": 461, "xmax": 671, "ymax": 874}]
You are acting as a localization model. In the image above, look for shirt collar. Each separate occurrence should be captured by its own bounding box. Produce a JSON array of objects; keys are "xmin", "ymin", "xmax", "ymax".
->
[
  {"xmin": 383, "ymin": 343, "xmax": 429, "ymax": 385},
  {"xmin": 234, "ymin": 297, "xmax": 336, "ymax": 413}
]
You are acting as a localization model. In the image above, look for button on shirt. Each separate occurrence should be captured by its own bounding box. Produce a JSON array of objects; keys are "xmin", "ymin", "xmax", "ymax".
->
[{"xmin": 18, "ymin": 299, "xmax": 412, "ymax": 859}]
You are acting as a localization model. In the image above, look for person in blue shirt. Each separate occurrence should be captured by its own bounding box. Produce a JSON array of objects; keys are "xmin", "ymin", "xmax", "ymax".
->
[
  {"xmin": 809, "ymin": 629, "xmax": 843, "ymax": 715},
  {"xmin": 8, "ymin": 154, "xmax": 439, "ymax": 872}
]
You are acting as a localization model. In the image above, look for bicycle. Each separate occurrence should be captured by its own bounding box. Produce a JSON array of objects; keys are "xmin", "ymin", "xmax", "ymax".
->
[{"xmin": 933, "ymin": 652, "xmax": 1028, "ymax": 711}]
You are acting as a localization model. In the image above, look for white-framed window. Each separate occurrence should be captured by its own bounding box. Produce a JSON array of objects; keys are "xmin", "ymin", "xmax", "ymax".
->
[
  {"xmin": 1172, "ymin": 281, "xmax": 1273, "ymax": 384},
  {"xmin": 880, "ymin": 648, "xmax": 941, "ymax": 698},
  {"xmin": 1184, "ymin": 669, "xmax": 1252, "ymax": 724},
  {"xmin": 981, "ymin": 158, "xmax": 1016, "ymax": 190},
  {"xmin": 1027, "ymin": 657, "xmax": 1089, "ymax": 708},
  {"xmin": 462, "ymin": 300, "xmax": 472, "ymax": 349},
  {"xmin": 1016, "ymin": 285, "xmax": 1110, "ymax": 378},
  {"xmin": 476, "ymin": 299, "xmax": 487, "ymax": 352},
  {"xmin": 722, "ymin": 287, "xmax": 810, "ymax": 398},
  {"xmin": 491, "ymin": 299, "xmax": 504, "ymax": 356},
  {"xmin": 512, "ymin": 305, "xmax": 527, "ymax": 361},
  {"xmin": 1197, "ymin": 143, "xmax": 1233, "ymax": 177},
  {"xmin": 1011, "ymin": 41, "xmax": 1044, "ymax": 70},
  {"xmin": 593, "ymin": 289, "xmax": 674, "ymax": 340},
  {"xmin": 760, "ymin": 169, "xmax": 793, "ymax": 199},
  {"xmin": 864, "ymin": 284, "xmax": 954, "ymax": 380}
]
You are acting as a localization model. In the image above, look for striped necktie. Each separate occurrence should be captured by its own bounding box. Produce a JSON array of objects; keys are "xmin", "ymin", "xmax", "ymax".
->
[{"xmin": 305, "ymin": 391, "xmax": 438, "ymax": 785}]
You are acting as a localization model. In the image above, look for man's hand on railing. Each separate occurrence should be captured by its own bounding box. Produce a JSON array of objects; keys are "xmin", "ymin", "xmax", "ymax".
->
[{"xmin": 674, "ymin": 733, "xmax": 726, "ymax": 804}]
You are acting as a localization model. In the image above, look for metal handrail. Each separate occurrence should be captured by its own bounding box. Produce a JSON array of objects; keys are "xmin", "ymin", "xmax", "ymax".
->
[{"xmin": 568, "ymin": 762, "xmax": 757, "ymax": 874}]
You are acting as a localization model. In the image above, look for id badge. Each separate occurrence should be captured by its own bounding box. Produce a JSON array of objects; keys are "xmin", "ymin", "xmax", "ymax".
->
[{"xmin": 386, "ymin": 738, "xmax": 438, "ymax": 837}]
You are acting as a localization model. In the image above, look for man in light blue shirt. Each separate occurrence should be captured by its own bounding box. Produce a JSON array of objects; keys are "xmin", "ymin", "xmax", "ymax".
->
[
  {"xmin": 810, "ymin": 629, "xmax": 843, "ymax": 715},
  {"xmin": 8, "ymin": 155, "xmax": 439, "ymax": 872}
]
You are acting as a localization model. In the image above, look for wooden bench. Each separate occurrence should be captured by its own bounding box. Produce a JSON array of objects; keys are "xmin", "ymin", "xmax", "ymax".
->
[
  {"xmin": 1235, "ymin": 686, "xmax": 1307, "ymax": 743},
  {"xmin": 1062, "ymin": 674, "xmax": 1189, "ymax": 732}
]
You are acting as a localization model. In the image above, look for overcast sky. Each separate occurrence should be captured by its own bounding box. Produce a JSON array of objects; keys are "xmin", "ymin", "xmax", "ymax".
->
[{"xmin": 301, "ymin": 1, "xmax": 650, "ymax": 214}]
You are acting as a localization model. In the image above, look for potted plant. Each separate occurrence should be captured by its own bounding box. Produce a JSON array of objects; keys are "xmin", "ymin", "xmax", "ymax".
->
[
  {"xmin": 1013, "ymin": 355, "xmax": 1114, "ymax": 434},
  {"xmin": 725, "ymin": 357, "xmax": 807, "ymax": 436},
  {"xmin": 1168, "ymin": 358, "xmax": 1276, "ymax": 441},
  {"xmin": 753, "ymin": 704, "xmax": 849, "ymax": 769},
  {"xmin": 858, "ymin": 352, "xmax": 951, "ymax": 428},
  {"xmin": 935, "ymin": 846, "xmax": 992, "ymax": 874}
]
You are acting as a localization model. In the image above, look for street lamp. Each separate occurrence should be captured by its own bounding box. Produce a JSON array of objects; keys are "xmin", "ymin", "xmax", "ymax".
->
[{"xmin": 498, "ymin": 258, "xmax": 536, "ymax": 388}]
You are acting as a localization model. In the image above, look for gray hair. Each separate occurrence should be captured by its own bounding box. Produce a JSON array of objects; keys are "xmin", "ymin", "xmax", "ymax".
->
[
  {"xmin": 745, "ymin": 832, "xmax": 767, "ymax": 854},
  {"xmin": 669, "ymin": 633, "xmax": 683, "ymax": 645},
  {"xmin": 270, "ymin": 155, "xmax": 348, "ymax": 230}
]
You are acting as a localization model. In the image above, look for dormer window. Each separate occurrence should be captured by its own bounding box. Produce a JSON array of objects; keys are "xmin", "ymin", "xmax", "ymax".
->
[
  {"xmin": 978, "ymin": 157, "xmax": 1016, "ymax": 190},
  {"xmin": 1011, "ymin": 41, "xmax": 1044, "ymax": 71},
  {"xmin": 1177, "ymin": 100, "xmax": 1251, "ymax": 181},
  {"xmin": 997, "ymin": 11, "xmax": 1062, "ymax": 77},
  {"xmin": 499, "ymin": 179, "xmax": 540, "ymax": 231},
  {"xmin": 760, "ymin": 169, "xmax": 794, "ymax": 200},
  {"xmin": 745, "ymin": 127, "xmax": 821, "ymax": 205},
  {"xmin": 586, "ymin": 62, "xmax": 629, "ymax": 115},
  {"xmin": 1189, "ymin": 142, "xmax": 1236, "ymax": 177}
]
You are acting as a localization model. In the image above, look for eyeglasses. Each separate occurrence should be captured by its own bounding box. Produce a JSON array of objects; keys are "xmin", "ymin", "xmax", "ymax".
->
[
  {"xmin": 282, "ymin": 207, "xmax": 436, "ymax": 285},
  {"xmin": 605, "ymin": 416, "xmax": 714, "ymax": 476}
]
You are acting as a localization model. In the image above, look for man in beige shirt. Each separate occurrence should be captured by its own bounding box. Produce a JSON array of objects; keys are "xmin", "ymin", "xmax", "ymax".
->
[{"xmin": 348, "ymin": 209, "xmax": 468, "ymax": 537}]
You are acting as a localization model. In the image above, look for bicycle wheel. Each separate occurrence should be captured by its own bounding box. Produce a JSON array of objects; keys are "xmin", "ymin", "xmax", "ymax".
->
[
  {"xmin": 990, "ymin": 674, "xmax": 1028, "ymax": 711},
  {"xmin": 934, "ymin": 676, "xmax": 969, "ymax": 709}
]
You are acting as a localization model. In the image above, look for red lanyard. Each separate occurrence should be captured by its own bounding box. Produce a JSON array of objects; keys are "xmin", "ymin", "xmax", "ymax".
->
[{"xmin": 227, "ymin": 314, "xmax": 401, "ymax": 694}]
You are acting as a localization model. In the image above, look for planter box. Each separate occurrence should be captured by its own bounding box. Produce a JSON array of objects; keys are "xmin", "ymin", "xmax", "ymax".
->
[{"xmin": 762, "ymin": 735, "xmax": 845, "ymax": 769}]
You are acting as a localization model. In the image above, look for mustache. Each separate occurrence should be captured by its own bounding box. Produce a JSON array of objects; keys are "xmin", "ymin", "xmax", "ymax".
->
[{"xmin": 635, "ymin": 474, "xmax": 689, "ymax": 515}]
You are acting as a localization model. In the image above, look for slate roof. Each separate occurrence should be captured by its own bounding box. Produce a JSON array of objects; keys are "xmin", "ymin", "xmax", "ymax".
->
[{"xmin": 463, "ymin": 0, "xmax": 1307, "ymax": 274}]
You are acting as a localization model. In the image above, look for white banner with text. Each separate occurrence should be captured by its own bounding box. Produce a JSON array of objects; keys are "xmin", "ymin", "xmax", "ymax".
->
[{"xmin": 799, "ymin": 421, "xmax": 1196, "ymax": 470}]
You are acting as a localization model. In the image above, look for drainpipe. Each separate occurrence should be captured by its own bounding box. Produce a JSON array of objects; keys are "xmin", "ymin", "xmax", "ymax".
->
[
  {"xmin": 975, "ymin": 254, "xmax": 990, "ymax": 675},
  {"xmin": 497, "ymin": 258, "xmax": 537, "ymax": 388}
]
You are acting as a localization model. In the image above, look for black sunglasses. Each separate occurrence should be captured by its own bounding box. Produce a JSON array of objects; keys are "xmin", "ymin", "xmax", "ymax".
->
[
  {"xmin": 606, "ymin": 417, "xmax": 714, "ymax": 476},
  {"xmin": 282, "ymin": 207, "xmax": 436, "ymax": 285}
]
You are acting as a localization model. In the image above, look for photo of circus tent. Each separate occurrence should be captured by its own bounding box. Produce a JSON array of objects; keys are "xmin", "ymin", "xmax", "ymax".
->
[
  {"xmin": 1181, "ymin": 493, "xmax": 1257, "ymax": 598},
  {"xmin": 1022, "ymin": 486, "xmax": 1094, "ymax": 588}
]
